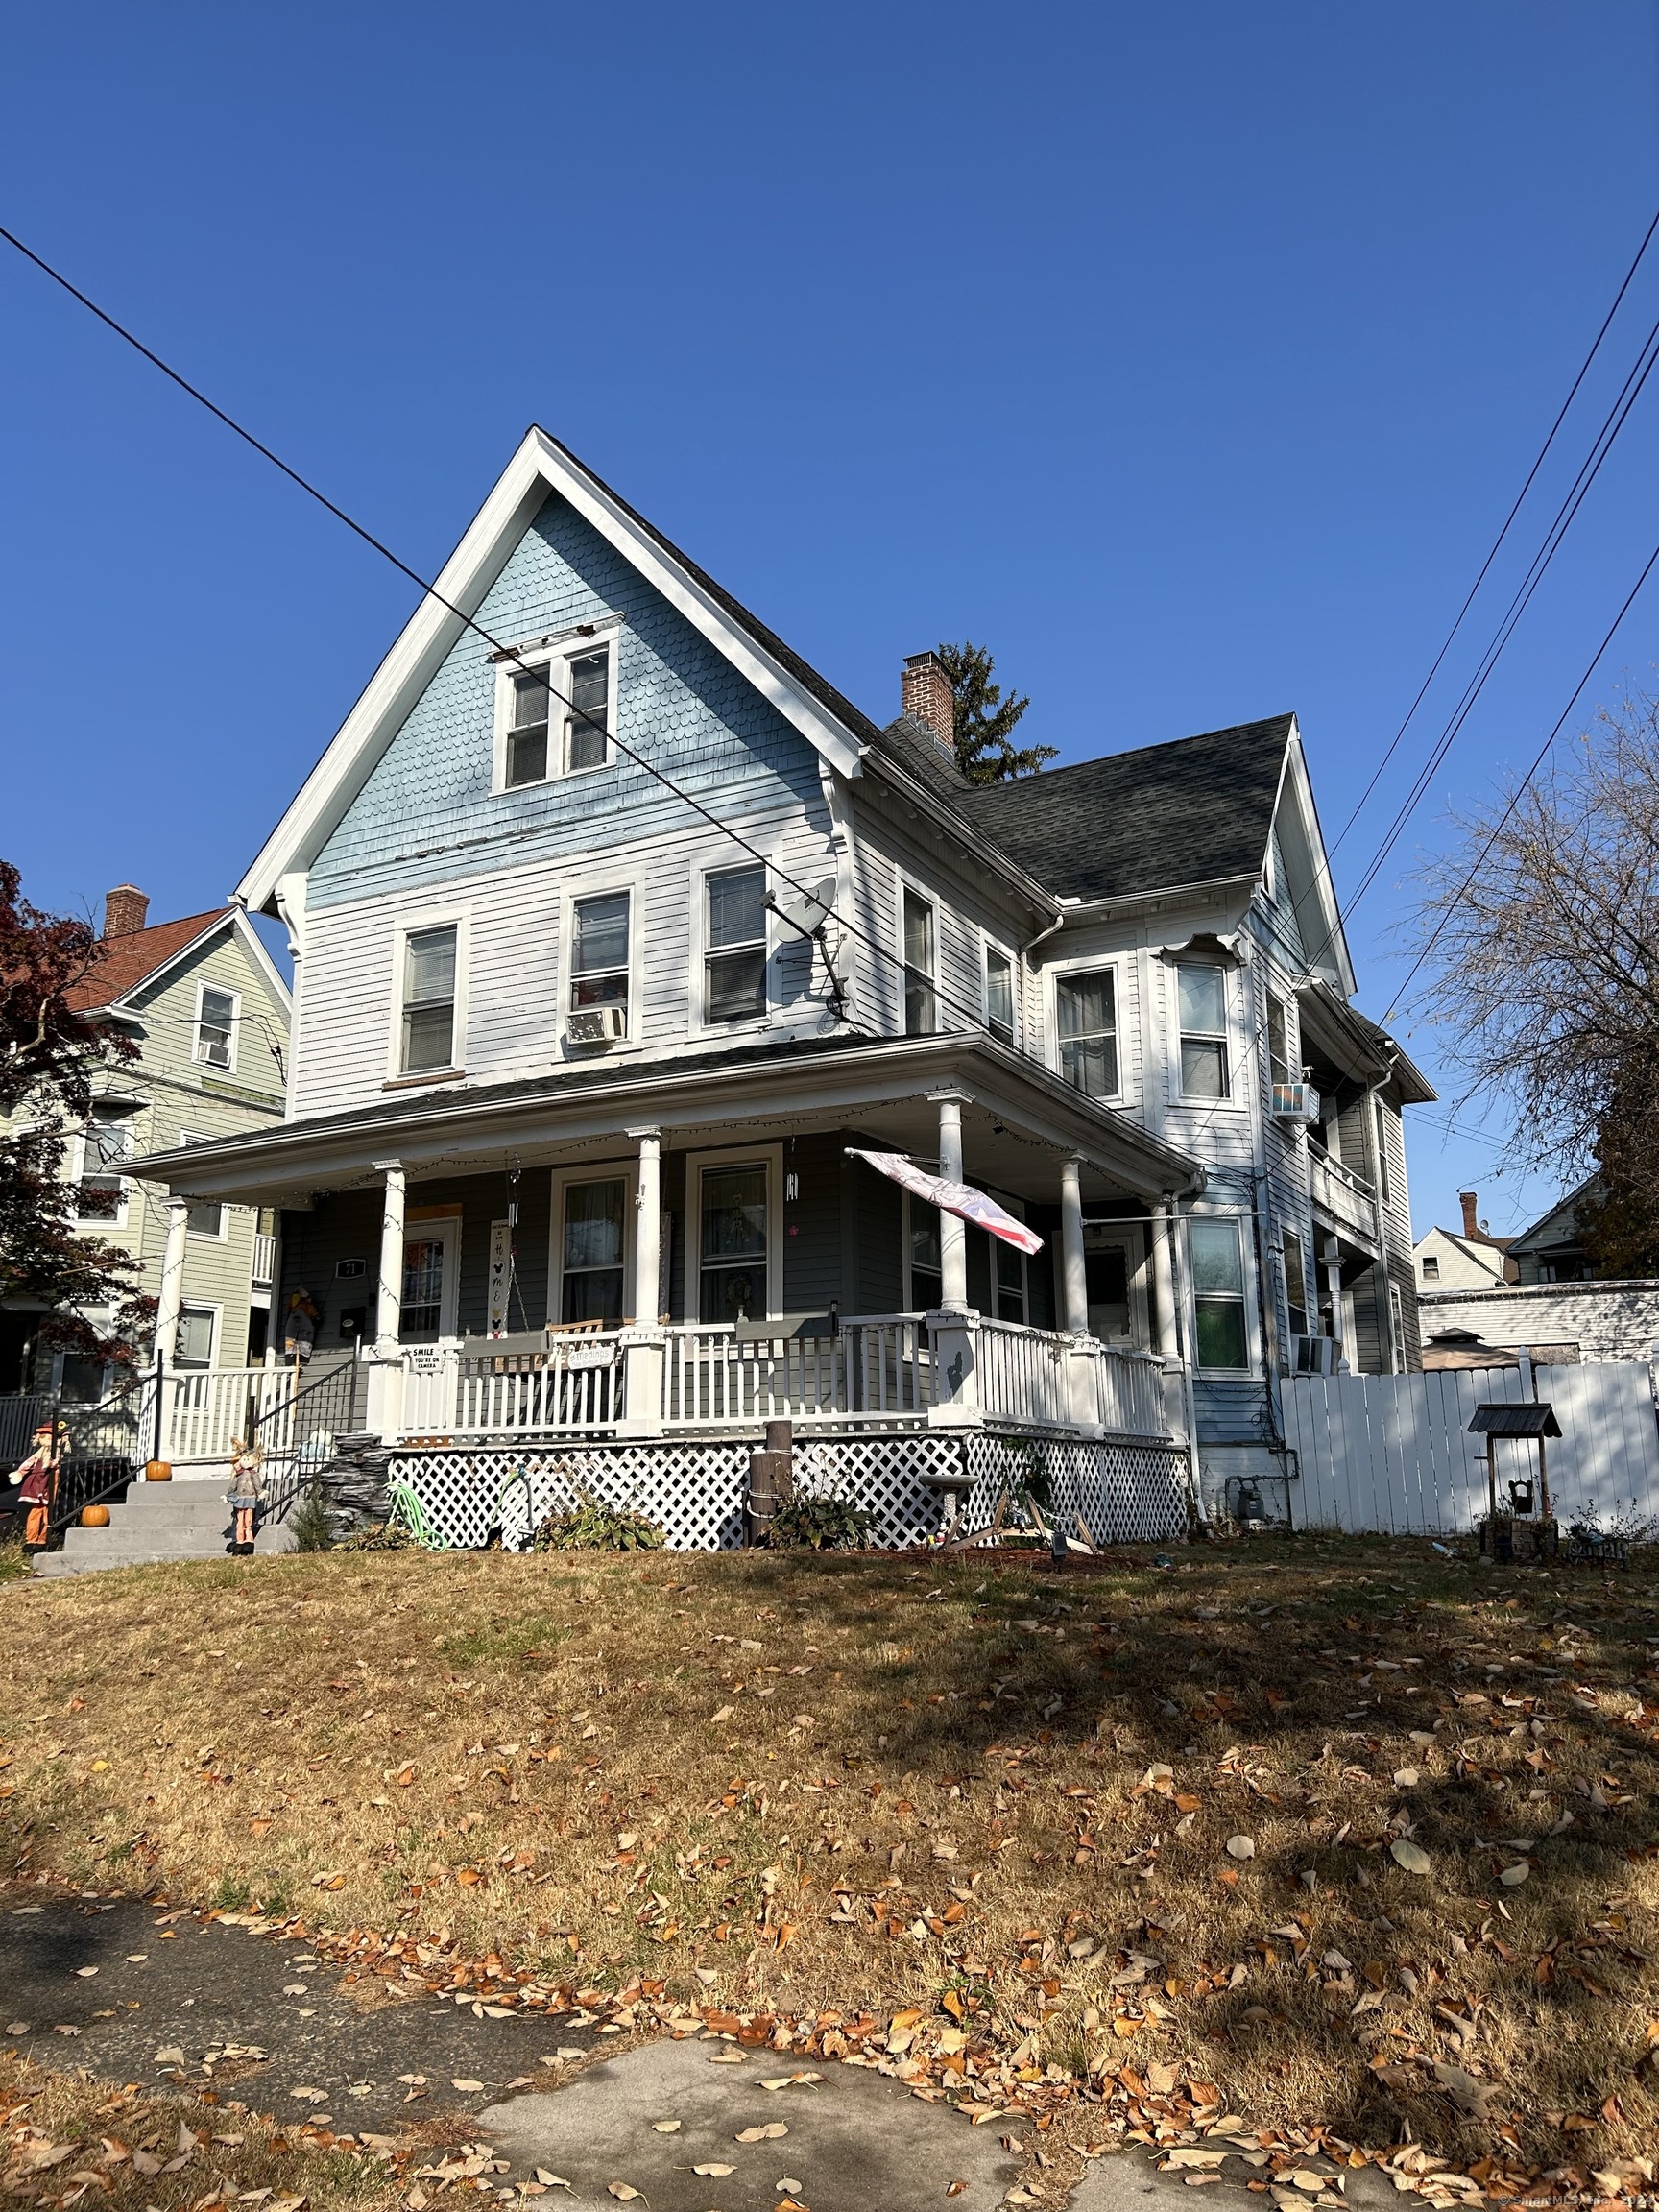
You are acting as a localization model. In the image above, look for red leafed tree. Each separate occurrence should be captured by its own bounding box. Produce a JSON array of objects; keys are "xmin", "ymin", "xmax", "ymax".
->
[{"xmin": 0, "ymin": 860, "xmax": 155, "ymax": 1371}]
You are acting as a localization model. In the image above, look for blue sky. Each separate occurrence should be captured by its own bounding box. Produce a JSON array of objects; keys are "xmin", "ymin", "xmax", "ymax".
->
[{"xmin": 2, "ymin": 4, "xmax": 1656, "ymax": 1240}]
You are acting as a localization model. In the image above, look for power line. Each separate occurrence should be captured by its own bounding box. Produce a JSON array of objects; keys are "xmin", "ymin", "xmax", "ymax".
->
[
  {"xmin": 1384, "ymin": 529, "xmax": 1659, "ymax": 1022},
  {"xmin": 0, "ymin": 222, "xmax": 1038, "ymax": 1063},
  {"xmin": 1318, "ymin": 206, "xmax": 1659, "ymax": 875}
]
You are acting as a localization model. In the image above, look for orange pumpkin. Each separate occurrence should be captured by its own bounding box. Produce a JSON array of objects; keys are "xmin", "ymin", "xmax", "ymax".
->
[
  {"xmin": 144, "ymin": 1460, "xmax": 172, "ymax": 1481},
  {"xmin": 81, "ymin": 1503, "xmax": 111, "ymax": 1527}
]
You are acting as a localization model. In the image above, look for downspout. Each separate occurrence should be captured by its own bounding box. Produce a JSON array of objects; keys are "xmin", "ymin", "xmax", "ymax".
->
[{"xmin": 1021, "ymin": 910, "xmax": 1066, "ymax": 1060}]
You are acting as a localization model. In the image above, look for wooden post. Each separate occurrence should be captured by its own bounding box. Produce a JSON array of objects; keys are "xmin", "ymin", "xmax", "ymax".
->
[
  {"xmin": 1536, "ymin": 1433, "xmax": 1551, "ymax": 1526},
  {"xmin": 746, "ymin": 1418, "xmax": 794, "ymax": 1546},
  {"xmin": 1485, "ymin": 1435, "xmax": 1497, "ymax": 1527}
]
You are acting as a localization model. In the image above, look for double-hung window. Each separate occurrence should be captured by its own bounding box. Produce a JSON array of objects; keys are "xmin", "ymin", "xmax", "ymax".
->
[
  {"xmin": 505, "ymin": 667, "xmax": 551, "ymax": 788},
  {"xmin": 175, "ymin": 1304, "xmax": 217, "ymax": 1369},
  {"xmin": 1056, "ymin": 970, "xmax": 1118, "ymax": 1097},
  {"xmin": 561, "ymin": 1177, "xmax": 627, "ymax": 1323},
  {"xmin": 1372, "ymin": 1096, "xmax": 1393, "ymax": 1206},
  {"xmin": 400, "ymin": 926, "xmax": 458, "ymax": 1074},
  {"xmin": 705, "ymin": 866, "xmax": 767, "ymax": 1023},
  {"xmin": 699, "ymin": 1164, "xmax": 769, "ymax": 1322},
  {"xmin": 571, "ymin": 893, "xmax": 631, "ymax": 1031},
  {"xmin": 564, "ymin": 648, "xmax": 609, "ymax": 772},
  {"xmin": 1282, "ymin": 1229, "xmax": 1309, "ymax": 1337},
  {"xmin": 985, "ymin": 947, "xmax": 1015, "ymax": 1046},
  {"xmin": 179, "ymin": 1132, "xmax": 224, "ymax": 1238},
  {"xmin": 1190, "ymin": 1217, "xmax": 1249, "ymax": 1369},
  {"xmin": 995, "ymin": 1239, "xmax": 1027, "ymax": 1323},
  {"xmin": 196, "ymin": 987, "xmax": 237, "ymax": 1070},
  {"xmin": 74, "ymin": 1101, "xmax": 134, "ymax": 1221},
  {"xmin": 906, "ymin": 1196, "xmax": 943, "ymax": 1311},
  {"xmin": 1177, "ymin": 963, "xmax": 1231, "ymax": 1099},
  {"xmin": 902, "ymin": 889, "xmax": 936, "ymax": 1036},
  {"xmin": 1267, "ymin": 992, "xmax": 1292, "ymax": 1090}
]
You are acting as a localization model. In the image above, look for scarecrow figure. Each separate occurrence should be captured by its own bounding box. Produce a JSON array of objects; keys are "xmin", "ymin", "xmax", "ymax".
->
[
  {"xmin": 225, "ymin": 1435, "xmax": 265, "ymax": 1554},
  {"xmin": 15, "ymin": 1421, "xmax": 63, "ymax": 1550}
]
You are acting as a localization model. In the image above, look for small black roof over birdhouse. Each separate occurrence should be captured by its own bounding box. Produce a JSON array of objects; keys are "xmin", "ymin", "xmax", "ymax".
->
[{"xmin": 1469, "ymin": 1403, "xmax": 1561, "ymax": 1437}]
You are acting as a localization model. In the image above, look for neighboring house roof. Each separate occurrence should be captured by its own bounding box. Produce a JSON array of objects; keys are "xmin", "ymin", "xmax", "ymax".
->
[
  {"xmin": 959, "ymin": 715, "xmax": 1292, "ymax": 903},
  {"xmin": 64, "ymin": 905, "xmax": 293, "ymax": 1024},
  {"xmin": 1415, "ymin": 1227, "xmax": 1508, "ymax": 1277},
  {"xmin": 65, "ymin": 910, "xmax": 228, "ymax": 1013},
  {"xmin": 1508, "ymin": 1175, "xmax": 1597, "ymax": 1257}
]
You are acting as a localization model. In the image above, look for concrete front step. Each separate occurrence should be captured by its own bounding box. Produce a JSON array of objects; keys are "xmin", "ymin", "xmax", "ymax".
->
[{"xmin": 37, "ymin": 1485, "xmax": 298, "ymax": 1576}]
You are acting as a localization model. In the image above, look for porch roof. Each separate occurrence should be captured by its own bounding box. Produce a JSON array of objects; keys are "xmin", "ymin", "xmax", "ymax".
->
[{"xmin": 130, "ymin": 1029, "xmax": 1204, "ymax": 1212}]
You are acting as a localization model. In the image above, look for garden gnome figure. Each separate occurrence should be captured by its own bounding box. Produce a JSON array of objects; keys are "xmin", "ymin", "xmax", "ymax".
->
[
  {"xmin": 225, "ymin": 1436, "xmax": 264, "ymax": 1555},
  {"xmin": 283, "ymin": 1289, "xmax": 318, "ymax": 1363},
  {"xmin": 15, "ymin": 1420, "xmax": 62, "ymax": 1550}
]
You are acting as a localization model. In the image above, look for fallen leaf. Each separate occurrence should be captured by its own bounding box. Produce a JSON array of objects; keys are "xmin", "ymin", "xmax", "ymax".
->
[
  {"xmin": 1390, "ymin": 1839, "xmax": 1431, "ymax": 1876},
  {"xmin": 607, "ymin": 2188, "xmax": 640, "ymax": 2203},
  {"xmin": 693, "ymin": 2163, "xmax": 735, "ymax": 2177},
  {"xmin": 651, "ymin": 2119, "xmax": 681, "ymax": 2132},
  {"xmin": 1225, "ymin": 1835, "xmax": 1255, "ymax": 1861},
  {"xmin": 736, "ymin": 2122, "xmax": 788, "ymax": 2141},
  {"xmin": 1500, "ymin": 1862, "xmax": 1530, "ymax": 1886},
  {"xmin": 449, "ymin": 2079, "xmax": 484, "ymax": 2092},
  {"xmin": 1431, "ymin": 2062, "xmax": 1501, "ymax": 2120}
]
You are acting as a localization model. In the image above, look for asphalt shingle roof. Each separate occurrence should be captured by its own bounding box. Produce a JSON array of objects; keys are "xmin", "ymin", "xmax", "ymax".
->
[
  {"xmin": 65, "ymin": 910, "xmax": 228, "ymax": 1012},
  {"xmin": 959, "ymin": 714, "xmax": 1294, "ymax": 903}
]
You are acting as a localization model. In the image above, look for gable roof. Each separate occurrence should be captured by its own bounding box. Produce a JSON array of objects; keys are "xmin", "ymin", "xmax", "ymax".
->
[
  {"xmin": 1509, "ymin": 1175, "xmax": 1597, "ymax": 1255},
  {"xmin": 66, "ymin": 905, "xmax": 292, "ymax": 1022},
  {"xmin": 66, "ymin": 910, "xmax": 228, "ymax": 1012},
  {"xmin": 238, "ymin": 427, "xmax": 886, "ymax": 912},
  {"xmin": 958, "ymin": 714, "xmax": 1294, "ymax": 903}
]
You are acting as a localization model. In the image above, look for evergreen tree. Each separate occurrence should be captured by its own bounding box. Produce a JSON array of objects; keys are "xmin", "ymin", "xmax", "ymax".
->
[{"xmin": 935, "ymin": 640, "xmax": 1056, "ymax": 783}]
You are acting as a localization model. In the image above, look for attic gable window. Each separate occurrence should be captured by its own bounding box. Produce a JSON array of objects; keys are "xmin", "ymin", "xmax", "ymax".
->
[
  {"xmin": 493, "ymin": 632, "xmax": 614, "ymax": 792},
  {"xmin": 196, "ymin": 986, "xmax": 237, "ymax": 1070}
]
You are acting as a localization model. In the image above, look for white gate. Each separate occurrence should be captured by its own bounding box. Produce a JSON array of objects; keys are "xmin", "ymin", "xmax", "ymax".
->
[{"xmin": 1282, "ymin": 1361, "xmax": 1659, "ymax": 1534}]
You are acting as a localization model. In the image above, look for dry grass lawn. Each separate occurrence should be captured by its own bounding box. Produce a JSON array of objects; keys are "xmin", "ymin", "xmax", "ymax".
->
[{"xmin": 3, "ymin": 1536, "xmax": 1657, "ymax": 2185}]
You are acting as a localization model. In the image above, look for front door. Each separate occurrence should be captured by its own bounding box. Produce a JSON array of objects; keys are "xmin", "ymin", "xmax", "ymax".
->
[
  {"xmin": 1083, "ymin": 1223, "xmax": 1149, "ymax": 1346},
  {"xmin": 400, "ymin": 1218, "xmax": 459, "ymax": 1341}
]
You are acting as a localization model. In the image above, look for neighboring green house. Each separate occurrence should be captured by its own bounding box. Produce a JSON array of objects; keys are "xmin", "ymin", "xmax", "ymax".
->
[{"xmin": 0, "ymin": 885, "xmax": 292, "ymax": 1395}]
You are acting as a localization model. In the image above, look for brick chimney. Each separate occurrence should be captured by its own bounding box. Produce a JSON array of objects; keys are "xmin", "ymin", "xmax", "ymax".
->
[
  {"xmin": 902, "ymin": 651, "xmax": 956, "ymax": 762},
  {"xmin": 102, "ymin": 885, "xmax": 149, "ymax": 939},
  {"xmin": 1459, "ymin": 1191, "xmax": 1480, "ymax": 1238}
]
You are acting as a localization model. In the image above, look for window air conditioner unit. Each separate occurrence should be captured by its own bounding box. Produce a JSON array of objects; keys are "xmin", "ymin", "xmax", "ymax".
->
[
  {"xmin": 1272, "ymin": 1080, "xmax": 1321, "ymax": 1124},
  {"xmin": 1290, "ymin": 1332, "xmax": 1338, "ymax": 1376},
  {"xmin": 567, "ymin": 1005, "xmax": 627, "ymax": 1045}
]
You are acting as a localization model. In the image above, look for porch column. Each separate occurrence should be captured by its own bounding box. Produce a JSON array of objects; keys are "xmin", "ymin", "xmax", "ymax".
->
[
  {"xmin": 154, "ymin": 1194, "xmax": 190, "ymax": 1368},
  {"xmin": 1149, "ymin": 1196, "xmax": 1178, "ymax": 1358},
  {"xmin": 926, "ymin": 1090, "xmax": 980, "ymax": 1429},
  {"xmin": 933, "ymin": 1091, "xmax": 969, "ymax": 1310},
  {"xmin": 366, "ymin": 1160, "xmax": 406, "ymax": 1438},
  {"xmin": 620, "ymin": 1126, "xmax": 666, "ymax": 1437},
  {"xmin": 1059, "ymin": 1156, "xmax": 1089, "ymax": 1334},
  {"xmin": 1323, "ymin": 1235, "xmax": 1346, "ymax": 1373}
]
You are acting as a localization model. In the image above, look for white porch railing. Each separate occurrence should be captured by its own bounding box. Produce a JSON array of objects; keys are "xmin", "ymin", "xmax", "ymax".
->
[
  {"xmin": 252, "ymin": 1232, "xmax": 276, "ymax": 1286},
  {"xmin": 664, "ymin": 1318, "xmax": 931, "ymax": 1430},
  {"xmin": 400, "ymin": 1336, "xmax": 625, "ymax": 1438},
  {"xmin": 974, "ymin": 1317, "xmax": 1073, "ymax": 1429},
  {"xmin": 165, "ymin": 1365, "xmax": 298, "ymax": 1462},
  {"xmin": 384, "ymin": 1315, "xmax": 1175, "ymax": 1443}
]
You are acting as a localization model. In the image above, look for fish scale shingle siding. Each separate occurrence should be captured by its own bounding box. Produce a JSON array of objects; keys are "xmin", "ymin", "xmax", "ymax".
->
[{"xmin": 310, "ymin": 494, "xmax": 825, "ymax": 908}]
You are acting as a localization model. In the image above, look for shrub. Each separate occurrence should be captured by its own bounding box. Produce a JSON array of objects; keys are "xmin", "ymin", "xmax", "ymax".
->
[
  {"xmin": 289, "ymin": 1483, "xmax": 334, "ymax": 1552},
  {"xmin": 770, "ymin": 1490, "xmax": 871, "ymax": 1551},
  {"xmin": 532, "ymin": 1490, "xmax": 664, "ymax": 1552}
]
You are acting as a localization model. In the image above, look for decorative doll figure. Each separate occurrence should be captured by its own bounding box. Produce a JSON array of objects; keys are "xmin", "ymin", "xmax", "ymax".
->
[
  {"xmin": 15, "ymin": 1420, "xmax": 63, "ymax": 1549},
  {"xmin": 225, "ymin": 1435, "xmax": 265, "ymax": 1554}
]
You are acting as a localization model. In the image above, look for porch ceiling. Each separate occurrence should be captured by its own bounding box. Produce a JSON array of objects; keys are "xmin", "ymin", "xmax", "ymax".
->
[{"xmin": 130, "ymin": 1031, "xmax": 1203, "ymax": 1212}]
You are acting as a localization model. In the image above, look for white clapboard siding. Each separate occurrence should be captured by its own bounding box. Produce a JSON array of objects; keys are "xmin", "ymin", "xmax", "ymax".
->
[
  {"xmin": 293, "ymin": 805, "xmax": 834, "ymax": 1119},
  {"xmin": 1284, "ymin": 1361, "xmax": 1659, "ymax": 1532}
]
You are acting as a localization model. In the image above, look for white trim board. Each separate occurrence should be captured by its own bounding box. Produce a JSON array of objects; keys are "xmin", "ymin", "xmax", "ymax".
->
[{"xmin": 236, "ymin": 428, "xmax": 870, "ymax": 913}]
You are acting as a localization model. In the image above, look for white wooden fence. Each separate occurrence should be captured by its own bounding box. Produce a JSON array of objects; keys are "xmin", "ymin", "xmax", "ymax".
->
[{"xmin": 1282, "ymin": 1360, "xmax": 1659, "ymax": 1534}]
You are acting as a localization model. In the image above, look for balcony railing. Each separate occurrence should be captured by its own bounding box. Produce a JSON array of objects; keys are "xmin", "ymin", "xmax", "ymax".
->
[
  {"xmin": 1308, "ymin": 1141, "xmax": 1380, "ymax": 1249},
  {"xmin": 252, "ymin": 1232, "xmax": 276, "ymax": 1286}
]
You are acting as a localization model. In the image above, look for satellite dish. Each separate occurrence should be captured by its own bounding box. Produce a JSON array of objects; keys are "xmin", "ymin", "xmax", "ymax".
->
[{"xmin": 767, "ymin": 876, "xmax": 836, "ymax": 935}]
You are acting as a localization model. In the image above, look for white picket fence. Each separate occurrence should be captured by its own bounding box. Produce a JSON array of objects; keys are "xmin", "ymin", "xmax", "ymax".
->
[{"xmin": 1283, "ymin": 1360, "xmax": 1659, "ymax": 1534}]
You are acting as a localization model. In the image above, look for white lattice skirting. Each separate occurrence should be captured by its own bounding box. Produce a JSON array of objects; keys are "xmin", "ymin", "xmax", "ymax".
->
[{"xmin": 388, "ymin": 1431, "xmax": 1189, "ymax": 1552}]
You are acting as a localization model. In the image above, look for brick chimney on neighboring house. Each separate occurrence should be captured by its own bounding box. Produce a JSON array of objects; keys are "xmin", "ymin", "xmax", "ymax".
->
[
  {"xmin": 902, "ymin": 651, "xmax": 956, "ymax": 764},
  {"xmin": 102, "ymin": 884, "xmax": 149, "ymax": 939}
]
